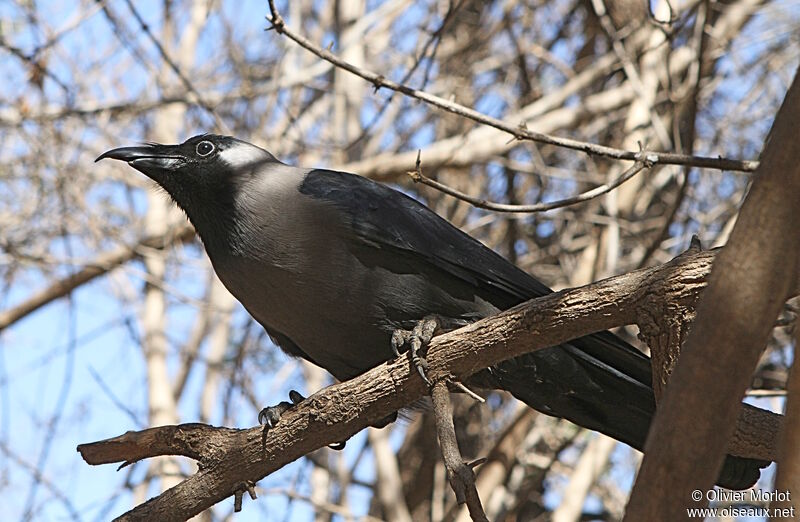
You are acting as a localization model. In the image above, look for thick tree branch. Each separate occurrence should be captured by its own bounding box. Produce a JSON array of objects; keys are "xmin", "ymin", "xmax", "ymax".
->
[
  {"xmin": 78, "ymin": 247, "xmax": 787, "ymax": 520},
  {"xmin": 625, "ymin": 65, "xmax": 800, "ymax": 521},
  {"xmin": 772, "ymin": 325, "xmax": 800, "ymax": 517}
]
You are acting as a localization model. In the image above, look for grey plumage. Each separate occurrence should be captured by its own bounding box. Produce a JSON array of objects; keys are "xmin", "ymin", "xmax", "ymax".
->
[{"xmin": 97, "ymin": 134, "xmax": 766, "ymax": 489}]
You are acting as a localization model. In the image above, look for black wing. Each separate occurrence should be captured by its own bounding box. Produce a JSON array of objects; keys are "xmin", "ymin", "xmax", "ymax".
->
[
  {"xmin": 300, "ymin": 168, "xmax": 552, "ymax": 306},
  {"xmin": 300, "ymin": 168, "xmax": 650, "ymax": 381}
]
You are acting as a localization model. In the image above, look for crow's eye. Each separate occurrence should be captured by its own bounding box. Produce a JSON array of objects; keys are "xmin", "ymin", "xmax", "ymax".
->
[{"xmin": 196, "ymin": 141, "xmax": 215, "ymax": 156}]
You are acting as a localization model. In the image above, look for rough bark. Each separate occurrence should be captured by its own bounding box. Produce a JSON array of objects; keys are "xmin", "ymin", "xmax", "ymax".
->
[
  {"xmin": 625, "ymin": 65, "xmax": 800, "ymax": 521},
  {"xmin": 78, "ymin": 246, "xmax": 787, "ymax": 520}
]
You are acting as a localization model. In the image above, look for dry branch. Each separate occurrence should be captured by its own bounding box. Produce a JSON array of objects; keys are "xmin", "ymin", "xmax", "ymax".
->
[
  {"xmin": 430, "ymin": 380, "xmax": 487, "ymax": 522},
  {"xmin": 625, "ymin": 65, "xmax": 800, "ymax": 521},
  {"xmin": 78, "ymin": 247, "xmax": 786, "ymax": 520},
  {"xmin": 409, "ymin": 151, "xmax": 650, "ymax": 213},
  {"xmin": 0, "ymin": 224, "xmax": 195, "ymax": 332},
  {"xmin": 773, "ymin": 325, "xmax": 800, "ymax": 517},
  {"xmin": 266, "ymin": 1, "xmax": 758, "ymax": 173}
]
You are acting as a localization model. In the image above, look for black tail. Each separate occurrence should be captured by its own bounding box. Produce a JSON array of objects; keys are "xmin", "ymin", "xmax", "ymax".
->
[{"xmin": 469, "ymin": 330, "xmax": 768, "ymax": 490}]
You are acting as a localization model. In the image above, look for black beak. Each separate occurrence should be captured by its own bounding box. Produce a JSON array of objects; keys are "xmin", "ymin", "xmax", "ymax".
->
[{"xmin": 96, "ymin": 145, "xmax": 185, "ymax": 170}]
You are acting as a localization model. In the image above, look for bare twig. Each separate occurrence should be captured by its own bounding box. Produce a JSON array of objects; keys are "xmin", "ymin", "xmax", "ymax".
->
[
  {"xmin": 408, "ymin": 150, "xmax": 651, "ymax": 213},
  {"xmin": 265, "ymin": 1, "xmax": 758, "ymax": 173},
  {"xmin": 0, "ymin": 224, "xmax": 194, "ymax": 332},
  {"xmin": 451, "ymin": 380, "xmax": 485, "ymax": 403},
  {"xmin": 430, "ymin": 380, "xmax": 488, "ymax": 522},
  {"xmin": 122, "ymin": 0, "xmax": 229, "ymax": 133}
]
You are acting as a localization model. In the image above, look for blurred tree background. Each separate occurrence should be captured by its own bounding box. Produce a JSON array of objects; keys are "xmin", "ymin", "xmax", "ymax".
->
[{"xmin": 0, "ymin": 0, "xmax": 797, "ymax": 520}]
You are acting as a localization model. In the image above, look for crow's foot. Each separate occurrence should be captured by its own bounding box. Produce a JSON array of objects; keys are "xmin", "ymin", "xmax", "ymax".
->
[
  {"xmin": 391, "ymin": 316, "xmax": 442, "ymax": 386},
  {"xmin": 258, "ymin": 389, "xmax": 305, "ymax": 428},
  {"xmin": 258, "ymin": 390, "xmax": 348, "ymax": 450}
]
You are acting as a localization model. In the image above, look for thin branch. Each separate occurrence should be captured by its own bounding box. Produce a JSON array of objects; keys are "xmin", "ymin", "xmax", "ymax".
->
[
  {"xmin": 122, "ymin": 0, "xmax": 230, "ymax": 133},
  {"xmin": 431, "ymin": 380, "xmax": 488, "ymax": 522},
  {"xmin": 265, "ymin": 1, "xmax": 758, "ymax": 173},
  {"xmin": 409, "ymin": 150, "xmax": 650, "ymax": 213},
  {"xmin": 451, "ymin": 380, "xmax": 485, "ymax": 403},
  {"xmin": 0, "ymin": 224, "xmax": 194, "ymax": 332}
]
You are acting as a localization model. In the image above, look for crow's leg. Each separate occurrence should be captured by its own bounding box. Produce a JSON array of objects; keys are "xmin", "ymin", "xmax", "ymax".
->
[{"xmin": 391, "ymin": 315, "xmax": 445, "ymax": 386}]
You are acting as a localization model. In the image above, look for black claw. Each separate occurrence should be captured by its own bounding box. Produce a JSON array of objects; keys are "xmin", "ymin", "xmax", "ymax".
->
[
  {"xmin": 413, "ymin": 357, "xmax": 431, "ymax": 385},
  {"xmin": 258, "ymin": 391, "xmax": 347, "ymax": 450},
  {"xmin": 258, "ymin": 391, "xmax": 306, "ymax": 429},
  {"xmin": 410, "ymin": 338, "xmax": 432, "ymax": 386},
  {"xmin": 288, "ymin": 389, "xmax": 305, "ymax": 405},
  {"xmin": 259, "ymin": 393, "xmax": 301, "ymax": 450},
  {"xmin": 258, "ymin": 402, "xmax": 289, "ymax": 428}
]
